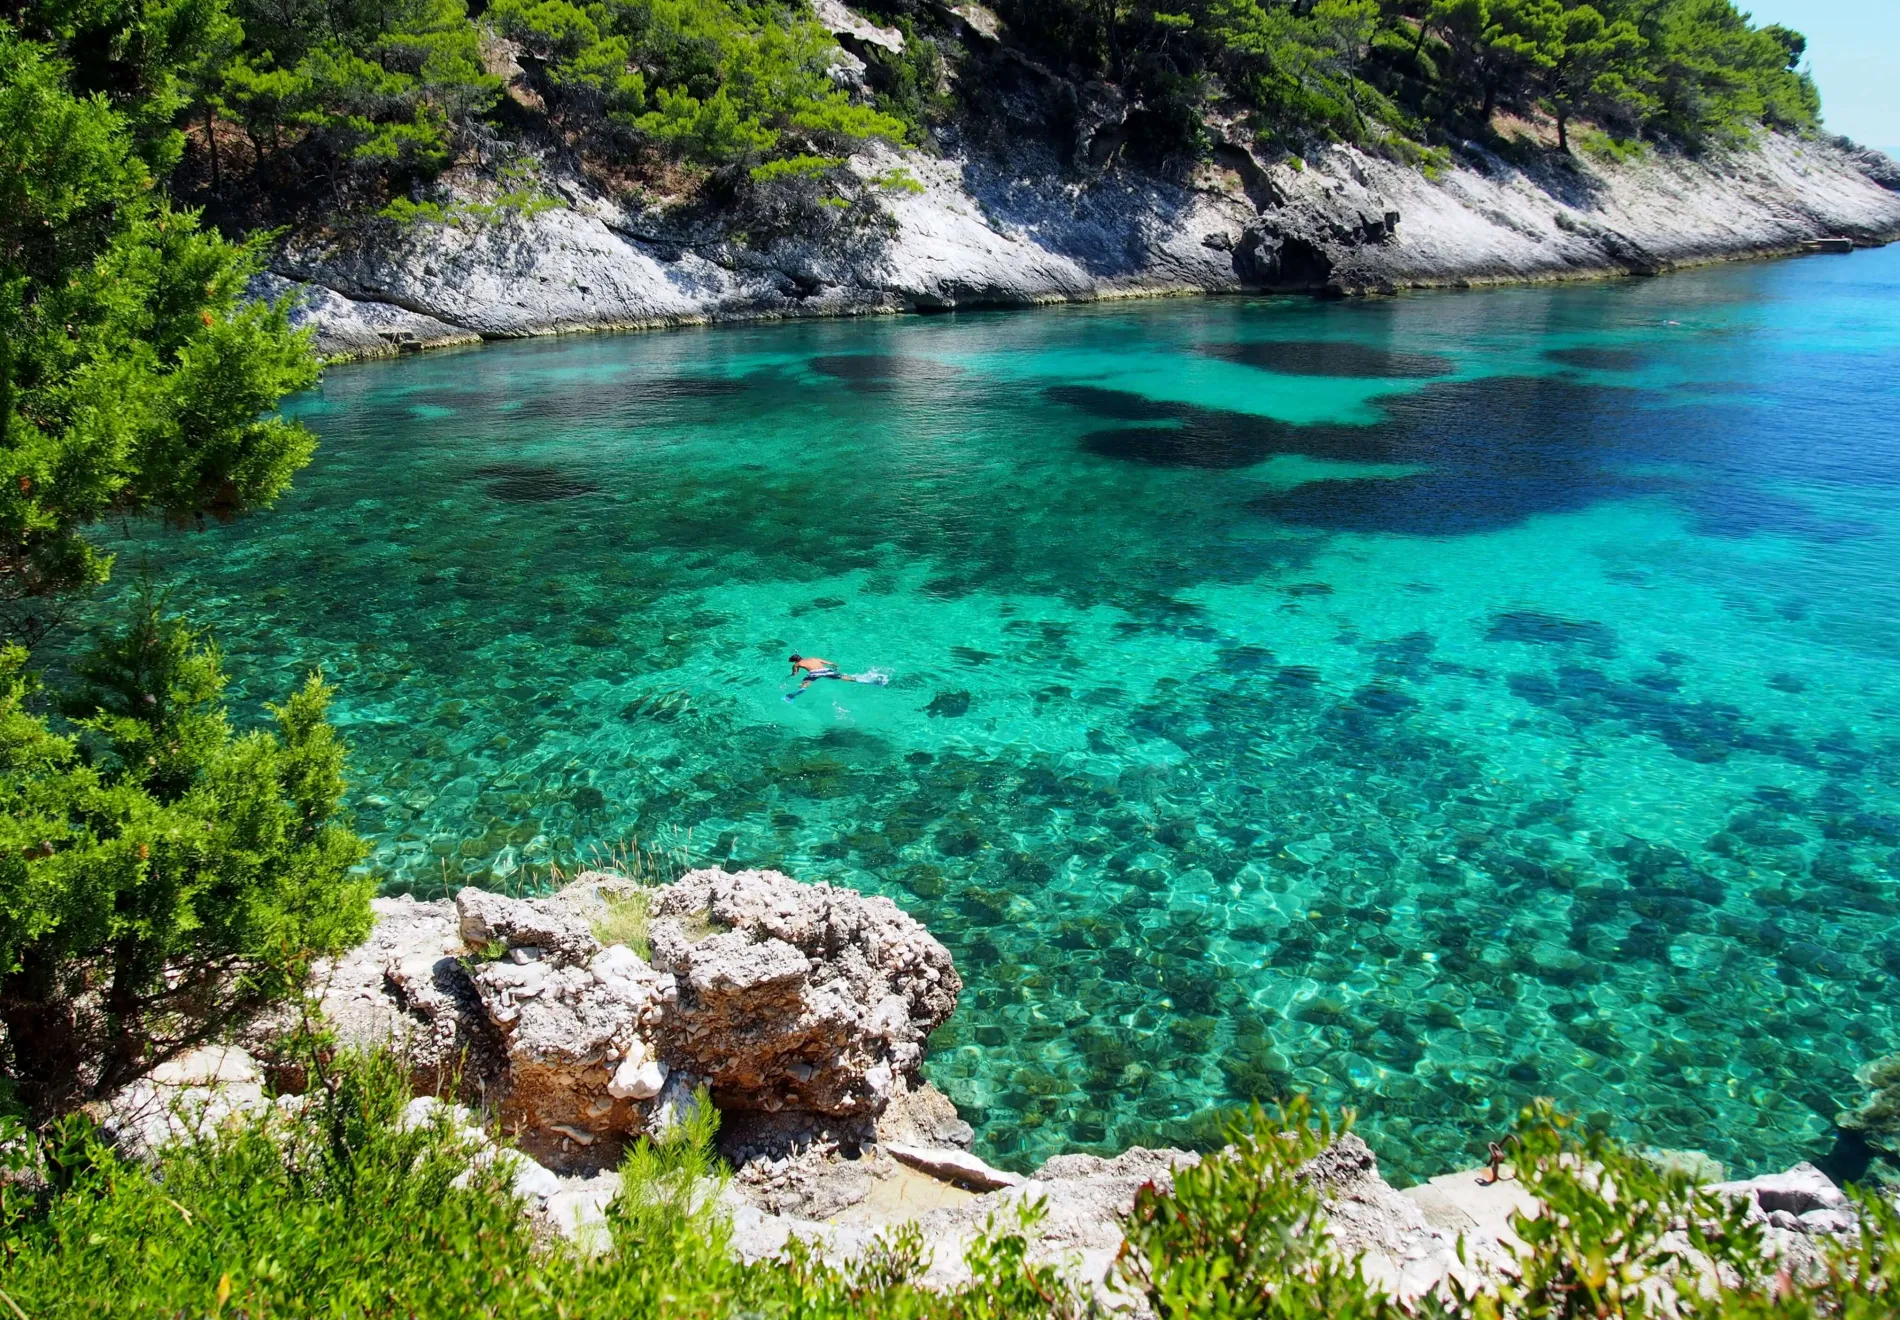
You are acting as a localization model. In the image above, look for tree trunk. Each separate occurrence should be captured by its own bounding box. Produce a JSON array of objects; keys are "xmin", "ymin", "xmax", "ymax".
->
[
  {"xmin": 91, "ymin": 941, "xmax": 150, "ymax": 1099},
  {"xmin": 205, "ymin": 103, "xmax": 220, "ymax": 193},
  {"xmin": 1557, "ymin": 108, "xmax": 1569, "ymax": 152},
  {"xmin": 0, "ymin": 958, "xmax": 83, "ymax": 1118},
  {"xmin": 1481, "ymin": 79, "xmax": 1496, "ymax": 121}
]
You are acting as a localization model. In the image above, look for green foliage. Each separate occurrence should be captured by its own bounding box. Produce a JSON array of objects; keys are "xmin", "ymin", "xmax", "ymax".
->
[
  {"xmin": 0, "ymin": 18, "xmax": 320, "ymax": 645},
  {"xmin": 1115, "ymin": 1097, "xmax": 1408, "ymax": 1317},
  {"xmin": 0, "ymin": 591, "xmax": 371, "ymax": 1114},
  {"xmin": 857, "ymin": 17, "xmax": 953, "ymax": 141},
  {"xmin": 638, "ymin": 83, "xmax": 781, "ymax": 162},
  {"xmin": 376, "ymin": 157, "xmax": 560, "ymax": 226},
  {"xmin": 0, "ymin": 1048, "xmax": 531, "ymax": 1312},
  {"xmin": 0, "ymin": 1048, "xmax": 1088, "ymax": 1316},
  {"xmin": 493, "ymin": 0, "xmax": 907, "ymax": 176},
  {"xmin": 1, "ymin": 6, "xmax": 365, "ymax": 1121},
  {"xmin": 2, "ymin": 1077, "xmax": 1900, "ymax": 1316},
  {"xmin": 1494, "ymin": 1099, "xmax": 1769, "ymax": 1317},
  {"xmin": 872, "ymin": 165, "xmax": 926, "ymax": 195},
  {"xmin": 220, "ymin": 0, "xmax": 501, "ymax": 201},
  {"xmin": 995, "ymin": 0, "xmax": 1821, "ymax": 156},
  {"xmin": 5, "ymin": 0, "xmax": 244, "ymax": 177}
]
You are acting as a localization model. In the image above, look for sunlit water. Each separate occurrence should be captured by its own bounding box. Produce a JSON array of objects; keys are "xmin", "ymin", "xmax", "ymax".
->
[{"xmin": 77, "ymin": 249, "xmax": 1900, "ymax": 1182}]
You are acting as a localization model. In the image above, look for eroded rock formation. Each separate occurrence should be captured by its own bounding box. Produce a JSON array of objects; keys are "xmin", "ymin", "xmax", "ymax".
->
[
  {"xmin": 267, "ymin": 126, "xmax": 1900, "ymax": 361},
  {"xmin": 297, "ymin": 867, "xmax": 959, "ymax": 1169},
  {"xmin": 648, "ymin": 867, "xmax": 960, "ymax": 1117}
]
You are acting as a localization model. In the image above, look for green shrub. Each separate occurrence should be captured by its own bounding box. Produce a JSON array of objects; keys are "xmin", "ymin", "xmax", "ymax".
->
[
  {"xmin": 1494, "ymin": 1099, "xmax": 1767, "ymax": 1318},
  {"xmin": 0, "ymin": 1047, "xmax": 1087, "ymax": 1317},
  {"xmin": 0, "ymin": 18, "xmax": 322, "ymax": 645},
  {"xmin": 3, "ymin": 1073, "xmax": 1899, "ymax": 1317},
  {"xmin": 1114, "ymin": 1097, "xmax": 1408, "ymax": 1318},
  {"xmin": 0, "ymin": 592, "xmax": 371, "ymax": 1115}
]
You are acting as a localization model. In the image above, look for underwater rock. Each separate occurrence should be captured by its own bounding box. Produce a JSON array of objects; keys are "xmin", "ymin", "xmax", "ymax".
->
[
  {"xmin": 1837, "ymin": 1054, "xmax": 1900, "ymax": 1158},
  {"xmin": 1202, "ymin": 340, "xmax": 1453, "ymax": 379},
  {"xmin": 924, "ymin": 689, "xmax": 973, "ymax": 718},
  {"xmin": 473, "ymin": 463, "xmax": 601, "ymax": 503}
]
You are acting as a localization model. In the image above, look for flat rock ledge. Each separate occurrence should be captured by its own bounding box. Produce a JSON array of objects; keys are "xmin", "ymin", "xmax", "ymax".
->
[{"xmin": 108, "ymin": 865, "xmax": 1869, "ymax": 1306}]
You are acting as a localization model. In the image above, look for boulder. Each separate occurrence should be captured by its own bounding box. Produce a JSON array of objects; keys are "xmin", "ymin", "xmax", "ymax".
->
[
  {"xmin": 1300, "ymin": 1133, "xmax": 1467, "ymax": 1300},
  {"xmin": 94, "ymin": 1045, "xmax": 271, "ymax": 1163},
  {"xmin": 291, "ymin": 893, "xmax": 499, "ymax": 1097},
  {"xmin": 646, "ymin": 868, "xmax": 961, "ymax": 1116},
  {"xmin": 1708, "ymin": 1162, "xmax": 1849, "ymax": 1219},
  {"xmin": 883, "ymin": 1143, "xmax": 1023, "ymax": 1191},
  {"xmin": 450, "ymin": 887, "xmax": 673, "ymax": 1167},
  {"xmin": 401, "ymin": 1096, "xmax": 564, "ymax": 1205},
  {"xmin": 456, "ymin": 886, "xmax": 599, "ymax": 966},
  {"xmin": 303, "ymin": 869, "xmax": 958, "ymax": 1168}
]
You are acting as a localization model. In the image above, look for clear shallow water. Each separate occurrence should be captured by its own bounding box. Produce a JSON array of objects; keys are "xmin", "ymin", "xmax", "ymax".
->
[{"xmin": 77, "ymin": 249, "xmax": 1900, "ymax": 1183}]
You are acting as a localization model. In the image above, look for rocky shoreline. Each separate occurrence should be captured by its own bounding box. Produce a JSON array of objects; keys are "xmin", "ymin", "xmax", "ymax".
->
[
  {"xmin": 263, "ymin": 123, "xmax": 1900, "ymax": 362},
  {"xmin": 101, "ymin": 868, "xmax": 1873, "ymax": 1306}
]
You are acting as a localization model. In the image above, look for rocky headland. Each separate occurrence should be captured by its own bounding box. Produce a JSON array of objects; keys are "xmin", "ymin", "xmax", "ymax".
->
[
  {"xmin": 255, "ymin": 2, "xmax": 1900, "ymax": 363},
  {"xmin": 268, "ymin": 127, "xmax": 1900, "ymax": 362},
  {"xmin": 101, "ymin": 867, "xmax": 1874, "ymax": 1307}
]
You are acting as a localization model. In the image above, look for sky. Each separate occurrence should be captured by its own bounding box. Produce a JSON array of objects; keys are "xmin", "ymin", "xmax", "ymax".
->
[{"xmin": 1742, "ymin": 0, "xmax": 1900, "ymax": 149}]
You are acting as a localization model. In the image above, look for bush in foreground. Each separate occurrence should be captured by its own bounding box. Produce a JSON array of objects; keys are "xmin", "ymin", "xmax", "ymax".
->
[{"xmin": 0, "ymin": 1054, "xmax": 1896, "ymax": 1317}]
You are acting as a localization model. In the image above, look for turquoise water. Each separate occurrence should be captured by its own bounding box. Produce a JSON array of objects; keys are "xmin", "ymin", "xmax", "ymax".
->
[{"xmin": 78, "ymin": 249, "xmax": 1900, "ymax": 1183}]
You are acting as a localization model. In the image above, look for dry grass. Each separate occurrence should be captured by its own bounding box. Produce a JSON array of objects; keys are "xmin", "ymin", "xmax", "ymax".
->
[{"xmin": 592, "ymin": 888, "xmax": 655, "ymax": 960}]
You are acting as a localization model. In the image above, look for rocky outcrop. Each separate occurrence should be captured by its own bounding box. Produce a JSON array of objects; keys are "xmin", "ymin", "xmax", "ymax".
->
[
  {"xmin": 251, "ymin": 272, "xmax": 480, "ymax": 360},
  {"xmin": 301, "ymin": 867, "xmax": 959, "ymax": 1169},
  {"xmin": 457, "ymin": 917, "xmax": 675, "ymax": 1165},
  {"xmin": 1708, "ymin": 1162, "xmax": 1864, "ymax": 1276},
  {"xmin": 720, "ymin": 1142, "xmax": 1202, "ymax": 1305},
  {"xmin": 648, "ymin": 867, "xmax": 961, "ymax": 1118},
  {"xmin": 291, "ymin": 891, "xmax": 500, "ymax": 1097},
  {"xmin": 94, "ymin": 1045, "xmax": 274, "ymax": 1163},
  {"xmin": 265, "ymin": 127, "xmax": 1900, "ymax": 361}
]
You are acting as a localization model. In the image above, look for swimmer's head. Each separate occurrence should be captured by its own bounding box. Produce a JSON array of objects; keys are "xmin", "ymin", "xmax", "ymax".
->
[{"xmin": 789, "ymin": 653, "xmax": 801, "ymax": 663}]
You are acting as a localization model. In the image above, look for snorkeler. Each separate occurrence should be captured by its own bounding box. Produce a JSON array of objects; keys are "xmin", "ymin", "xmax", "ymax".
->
[
  {"xmin": 784, "ymin": 653, "xmax": 890, "ymax": 701},
  {"xmin": 786, "ymin": 653, "xmax": 852, "ymax": 700}
]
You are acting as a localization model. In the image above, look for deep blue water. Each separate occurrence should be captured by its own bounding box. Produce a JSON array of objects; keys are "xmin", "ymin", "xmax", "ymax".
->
[{"xmin": 79, "ymin": 246, "xmax": 1900, "ymax": 1182}]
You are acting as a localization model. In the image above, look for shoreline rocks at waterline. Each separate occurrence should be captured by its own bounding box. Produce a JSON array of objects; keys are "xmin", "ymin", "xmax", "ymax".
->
[{"xmin": 266, "ymin": 128, "xmax": 1900, "ymax": 362}]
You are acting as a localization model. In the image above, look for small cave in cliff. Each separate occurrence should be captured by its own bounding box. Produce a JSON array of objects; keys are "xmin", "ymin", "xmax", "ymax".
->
[{"xmin": 1278, "ymin": 235, "xmax": 1334, "ymax": 288}]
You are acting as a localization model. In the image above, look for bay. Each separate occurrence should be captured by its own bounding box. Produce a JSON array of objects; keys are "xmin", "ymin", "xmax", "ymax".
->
[{"xmin": 77, "ymin": 245, "xmax": 1900, "ymax": 1181}]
